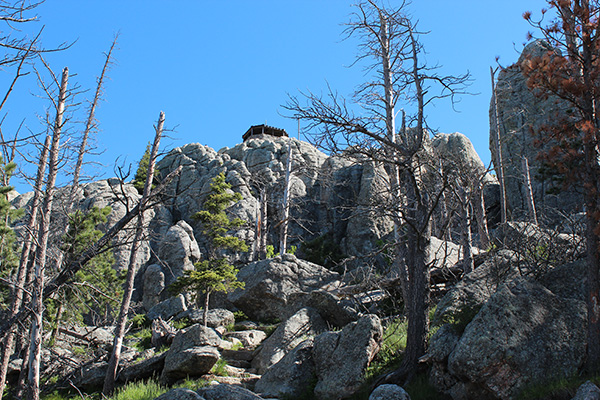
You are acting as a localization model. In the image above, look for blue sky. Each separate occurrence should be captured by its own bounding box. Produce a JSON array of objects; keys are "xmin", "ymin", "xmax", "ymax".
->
[{"xmin": 1, "ymin": 1, "xmax": 549, "ymax": 192}]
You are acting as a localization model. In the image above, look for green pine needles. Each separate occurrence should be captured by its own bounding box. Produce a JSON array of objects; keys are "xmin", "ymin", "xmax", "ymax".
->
[
  {"xmin": 171, "ymin": 172, "xmax": 247, "ymax": 327},
  {"xmin": 133, "ymin": 143, "xmax": 159, "ymax": 194},
  {"xmin": 49, "ymin": 206, "xmax": 122, "ymax": 326},
  {"xmin": 0, "ymin": 157, "xmax": 22, "ymax": 310}
]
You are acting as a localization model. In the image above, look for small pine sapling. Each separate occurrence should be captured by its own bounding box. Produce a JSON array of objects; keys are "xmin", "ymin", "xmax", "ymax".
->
[{"xmin": 171, "ymin": 172, "xmax": 247, "ymax": 327}]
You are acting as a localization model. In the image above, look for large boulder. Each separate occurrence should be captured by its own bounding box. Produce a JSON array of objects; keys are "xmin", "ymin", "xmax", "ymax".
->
[
  {"xmin": 369, "ymin": 384, "xmax": 411, "ymax": 400},
  {"xmin": 156, "ymin": 220, "xmax": 201, "ymax": 286},
  {"xmin": 197, "ymin": 383, "xmax": 264, "ymax": 400},
  {"xmin": 252, "ymin": 307, "xmax": 328, "ymax": 374},
  {"xmin": 161, "ymin": 324, "xmax": 221, "ymax": 382},
  {"xmin": 255, "ymin": 338, "xmax": 316, "ymax": 399},
  {"xmin": 228, "ymin": 254, "xmax": 340, "ymax": 321},
  {"xmin": 313, "ymin": 314, "xmax": 383, "ymax": 399},
  {"xmin": 147, "ymin": 294, "xmax": 187, "ymax": 321},
  {"xmin": 572, "ymin": 381, "xmax": 600, "ymax": 400},
  {"xmin": 433, "ymin": 250, "xmax": 521, "ymax": 327},
  {"xmin": 431, "ymin": 278, "xmax": 586, "ymax": 400},
  {"xmin": 177, "ymin": 308, "xmax": 235, "ymax": 329},
  {"xmin": 154, "ymin": 388, "xmax": 204, "ymax": 400},
  {"xmin": 143, "ymin": 264, "xmax": 166, "ymax": 310}
]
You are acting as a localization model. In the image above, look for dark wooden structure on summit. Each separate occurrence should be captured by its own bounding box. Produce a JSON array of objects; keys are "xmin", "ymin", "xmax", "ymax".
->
[{"xmin": 243, "ymin": 124, "xmax": 288, "ymax": 142}]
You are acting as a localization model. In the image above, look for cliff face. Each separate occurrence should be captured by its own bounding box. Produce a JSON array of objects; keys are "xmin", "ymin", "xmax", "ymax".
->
[
  {"xmin": 490, "ymin": 40, "xmax": 583, "ymax": 222},
  {"xmin": 154, "ymin": 134, "xmax": 392, "ymax": 269}
]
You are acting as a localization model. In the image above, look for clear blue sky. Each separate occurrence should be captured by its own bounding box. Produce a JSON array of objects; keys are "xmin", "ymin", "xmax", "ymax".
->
[{"xmin": 1, "ymin": 1, "xmax": 550, "ymax": 193}]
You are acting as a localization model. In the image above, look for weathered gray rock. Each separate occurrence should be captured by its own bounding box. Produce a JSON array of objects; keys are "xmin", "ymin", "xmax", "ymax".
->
[
  {"xmin": 229, "ymin": 255, "xmax": 340, "ymax": 321},
  {"xmin": 369, "ymin": 384, "xmax": 411, "ymax": 400},
  {"xmin": 344, "ymin": 161, "xmax": 394, "ymax": 260},
  {"xmin": 147, "ymin": 294, "xmax": 187, "ymax": 321},
  {"xmin": 491, "ymin": 39, "xmax": 582, "ymax": 220},
  {"xmin": 157, "ymin": 220, "xmax": 201, "ymax": 286},
  {"xmin": 433, "ymin": 250, "xmax": 521, "ymax": 327},
  {"xmin": 224, "ymin": 329, "xmax": 266, "ymax": 349},
  {"xmin": 445, "ymin": 279, "xmax": 586, "ymax": 400},
  {"xmin": 572, "ymin": 381, "xmax": 600, "ymax": 400},
  {"xmin": 252, "ymin": 307, "xmax": 328, "ymax": 374},
  {"xmin": 286, "ymin": 289, "xmax": 359, "ymax": 328},
  {"xmin": 313, "ymin": 314, "xmax": 383, "ymax": 400},
  {"xmin": 72, "ymin": 361, "xmax": 108, "ymax": 390},
  {"xmin": 121, "ymin": 351, "xmax": 167, "ymax": 383},
  {"xmin": 154, "ymin": 388, "xmax": 205, "ymax": 400},
  {"xmin": 197, "ymin": 383, "xmax": 264, "ymax": 400},
  {"xmin": 161, "ymin": 323, "xmax": 222, "ymax": 382},
  {"xmin": 162, "ymin": 345, "xmax": 220, "ymax": 383},
  {"xmin": 255, "ymin": 338, "xmax": 316, "ymax": 399},
  {"xmin": 143, "ymin": 264, "xmax": 166, "ymax": 310},
  {"xmin": 177, "ymin": 308, "xmax": 235, "ymax": 328},
  {"xmin": 168, "ymin": 323, "xmax": 222, "ymax": 351}
]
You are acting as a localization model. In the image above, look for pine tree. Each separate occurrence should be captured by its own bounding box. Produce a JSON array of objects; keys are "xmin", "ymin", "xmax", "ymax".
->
[
  {"xmin": 0, "ymin": 157, "xmax": 21, "ymax": 310},
  {"xmin": 47, "ymin": 206, "xmax": 121, "ymax": 330},
  {"xmin": 171, "ymin": 172, "xmax": 247, "ymax": 327},
  {"xmin": 133, "ymin": 143, "xmax": 158, "ymax": 193}
]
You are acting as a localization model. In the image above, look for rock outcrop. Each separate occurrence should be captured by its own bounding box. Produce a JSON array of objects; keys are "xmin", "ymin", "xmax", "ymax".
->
[
  {"xmin": 490, "ymin": 39, "xmax": 582, "ymax": 221},
  {"xmin": 228, "ymin": 254, "xmax": 340, "ymax": 321},
  {"xmin": 429, "ymin": 259, "xmax": 588, "ymax": 399}
]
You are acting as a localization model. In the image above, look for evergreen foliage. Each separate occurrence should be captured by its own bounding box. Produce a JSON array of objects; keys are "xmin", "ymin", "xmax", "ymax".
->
[
  {"xmin": 46, "ymin": 206, "xmax": 122, "ymax": 326},
  {"xmin": 171, "ymin": 172, "xmax": 247, "ymax": 326},
  {"xmin": 0, "ymin": 157, "xmax": 21, "ymax": 311},
  {"xmin": 133, "ymin": 143, "xmax": 158, "ymax": 194}
]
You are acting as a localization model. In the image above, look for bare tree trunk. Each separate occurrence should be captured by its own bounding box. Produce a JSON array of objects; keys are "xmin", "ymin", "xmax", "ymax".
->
[
  {"xmin": 398, "ymin": 172, "xmax": 431, "ymax": 380},
  {"xmin": 203, "ymin": 292, "xmax": 210, "ymax": 328},
  {"xmin": 27, "ymin": 66, "xmax": 69, "ymax": 400},
  {"xmin": 521, "ymin": 156, "xmax": 538, "ymax": 225},
  {"xmin": 279, "ymin": 136, "xmax": 293, "ymax": 254},
  {"xmin": 473, "ymin": 183, "xmax": 490, "ymax": 250},
  {"xmin": 458, "ymin": 188, "xmax": 474, "ymax": 274},
  {"xmin": 70, "ymin": 37, "xmax": 116, "ymax": 200},
  {"xmin": 259, "ymin": 188, "xmax": 267, "ymax": 259},
  {"xmin": 0, "ymin": 135, "xmax": 50, "ymax": 399},
  {"xmin": 103, "ymin": 111, "xmax": 165, "ymax": 396},
  {"xmin": 491, "ymin": 67, "xmax": 508, "ymax": 224}
]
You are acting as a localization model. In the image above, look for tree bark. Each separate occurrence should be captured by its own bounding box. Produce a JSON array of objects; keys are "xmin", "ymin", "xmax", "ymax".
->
[
  {"xmin": 259, "ymin": 188, "xmax": 267, "ymax": 260},
  {"xmin": 473, "ymin": 183, "xmax": 490, "ymax": 250},
  {"xmin": 279, "ymin": 136, "xmax": 293, "ymax": 254},
  {"xmin": 27, "ymin": 66, "xmax": 69, "ymax": 400},
  {"xmin": 103, "ymin": 111, "xmax": 165, "ymax": 396},
  {"xmin": 521, "ymin": 156, "xmax": 538, "ymax": 225}
]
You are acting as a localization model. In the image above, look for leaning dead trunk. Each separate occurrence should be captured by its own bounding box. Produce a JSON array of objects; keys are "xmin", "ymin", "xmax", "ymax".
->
[
  {"xmin": 103, "ymin": 111, "xmax": 164, "ymax": 396},
  {"xmin": 27, "ymin": 67, "xmax": 69, "ymax": 400}
]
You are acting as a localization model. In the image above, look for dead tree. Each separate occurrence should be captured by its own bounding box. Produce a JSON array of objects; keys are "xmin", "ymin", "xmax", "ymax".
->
[
  {"xmin": 279, "ymin": 134, "xmax": 293, "ymax": 254},
  {"xmin": 27, "ymin": 66, "xmax": 68, "ymax": 400},
  {"xmin": 491, "ymin": 67, "xmax": 509, "ymax": 224},
  {"xmin": 0, "ymin": 135, "xmax": 50, "ymax": 399},
  {"xmin": 285, "ymin": 0, "xmax": 469, "ymax": 383},
  {"xmin": 521, "ymin": 155, "xmax": 538, "ymax": 225},
  {"xmin": 103, "ymin": 111, "xmax": 165, "ymax": 396}
]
